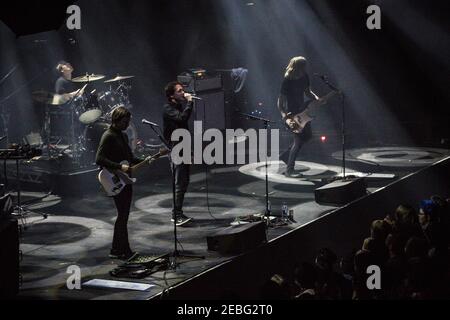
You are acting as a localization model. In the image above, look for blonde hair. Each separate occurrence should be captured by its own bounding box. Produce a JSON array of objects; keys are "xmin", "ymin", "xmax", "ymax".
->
[{"xmin": 284, "ymin": 56, "xmax": 307, "ymax": 79}]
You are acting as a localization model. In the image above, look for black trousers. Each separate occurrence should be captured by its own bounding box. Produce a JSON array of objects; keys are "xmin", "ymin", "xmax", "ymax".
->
[
  {"xmin": 112, "ymin": 184, "xmax": 133, "ymax": 254},
  {"xmin": 171, "ymin": 162, "xmax": 190, "ymax": 217},
  {"xmin": 280, "ymin": 124, "xmax": 312, "ymax": 173}
]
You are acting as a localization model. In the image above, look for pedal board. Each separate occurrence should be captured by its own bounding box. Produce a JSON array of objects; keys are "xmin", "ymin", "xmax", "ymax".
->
[{"xmin": 110, "ymin": 253, "xmax": 170, "ymax": 279}]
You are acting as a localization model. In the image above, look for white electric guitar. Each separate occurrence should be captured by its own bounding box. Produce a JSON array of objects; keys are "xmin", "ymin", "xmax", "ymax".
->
[
  {"xmin": 285, "ymin": 90, "xmax": 339, "ymax": 134},
  {"xmin": 98, "ymin": 149, "xmax": 168, "ymax": 196}
]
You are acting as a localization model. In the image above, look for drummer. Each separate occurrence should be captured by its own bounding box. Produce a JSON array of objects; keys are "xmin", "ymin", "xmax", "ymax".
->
[{"xmin": 55, "ymin": 61, "xmax": 85, "ymax": 101}]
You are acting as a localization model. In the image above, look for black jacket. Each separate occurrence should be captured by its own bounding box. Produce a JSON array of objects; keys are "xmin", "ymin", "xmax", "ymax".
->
[
  {"xmin": 163, "ymin": 101, "xmax": 193, "ymax": 146},
  {"xmin": 95, "ymin": 126, "xmax": 141, "ymax": 170}
]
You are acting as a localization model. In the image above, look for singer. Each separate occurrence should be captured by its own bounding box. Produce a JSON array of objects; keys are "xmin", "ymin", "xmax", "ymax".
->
[
  {"xmin": 162, "ymin": 81, "xmax": 194, "ymax": 226},
  {"xmin": 278, "ymin": 56, "xmax": 321, "ymax": 178}
]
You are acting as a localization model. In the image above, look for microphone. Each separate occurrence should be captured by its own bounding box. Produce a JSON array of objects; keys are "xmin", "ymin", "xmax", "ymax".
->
[
  {"xmin": 142, "ymin": 119, "xmax": 160, "ymax": 128},
  {"xmin": 185, "ymin": 93, "xmax": 203, "ymax": 101}
]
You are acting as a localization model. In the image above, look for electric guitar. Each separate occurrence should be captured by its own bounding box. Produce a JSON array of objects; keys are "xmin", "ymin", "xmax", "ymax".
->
[
  {"xmin": 284, "ymin": 90, "xmax": 338, "ymax": 134},
  {"xmin": 98, "ymin": 149, "xmax": 168, "ymax": 196}
]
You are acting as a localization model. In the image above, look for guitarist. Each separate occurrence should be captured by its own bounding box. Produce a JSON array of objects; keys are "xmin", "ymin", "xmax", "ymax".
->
[
  {"xmin": 278, "ymin": 56, "xmax": 322, "ymax": 178},
  {"xmin": 96, "ymin": 106, "xmax": 142, "ymax": 260}
]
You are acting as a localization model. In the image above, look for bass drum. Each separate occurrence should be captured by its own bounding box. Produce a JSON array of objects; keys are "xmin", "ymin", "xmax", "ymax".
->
[
  {"xmin": 83, "ymin": 121, "xmax": 138, "ymax": 155},
  {"xmin": 83, "ymin": 121, "xmax": 109, "ymax": 155}
]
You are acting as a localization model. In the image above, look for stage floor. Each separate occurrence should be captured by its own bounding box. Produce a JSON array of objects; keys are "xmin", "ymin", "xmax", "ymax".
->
[{"xmin": 14, "ymin": 146, "xmax": 450, "ymax": 300}]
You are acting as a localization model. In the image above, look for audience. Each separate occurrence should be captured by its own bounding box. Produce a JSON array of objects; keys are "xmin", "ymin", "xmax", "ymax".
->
[{"xmin": 258, "ymin": 194, "xmax": 450, "ymax": 300}]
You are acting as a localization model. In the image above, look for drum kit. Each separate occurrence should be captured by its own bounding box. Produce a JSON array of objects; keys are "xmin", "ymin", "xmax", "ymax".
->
[{"xmin": 32, "ymin": 73, "xmax": 138, "ymax": 166}]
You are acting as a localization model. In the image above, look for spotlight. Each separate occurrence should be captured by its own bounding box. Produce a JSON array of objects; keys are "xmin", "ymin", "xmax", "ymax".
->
[{"xmin": 321, "ymin": 136, "xmax": 327, "ymax": 143}]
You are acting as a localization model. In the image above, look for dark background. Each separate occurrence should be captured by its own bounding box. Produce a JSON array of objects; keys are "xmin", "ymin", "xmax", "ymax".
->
[{"xmin": 0, "ymin": 0, "xmax": 449, "ymax": 151}]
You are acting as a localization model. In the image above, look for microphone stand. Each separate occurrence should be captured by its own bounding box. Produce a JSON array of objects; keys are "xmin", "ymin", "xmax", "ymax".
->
[
  {"xmin": 143, "ymin": 121, "xmax": 204, "ymax": 270},
  {"xmin": 239, "ymin": 112, "xmax": 276, "ymax": 227},
  {"xmin": 318, "ymin": 77, "xmax": 347, "ymax": 180}
]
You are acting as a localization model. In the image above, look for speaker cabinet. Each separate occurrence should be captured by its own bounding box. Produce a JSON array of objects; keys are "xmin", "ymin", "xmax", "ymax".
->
[
  {"xmin": 206, "ymin": 221, "xmax": 267, "ymax": 255},
  {"xmin": 190, "ymin": 90, "xmax": 225, "ymax": 131},
  {"xmin": 315, "ymin": 178, "xmax": 367, "ymax": 206},
  {"xmin": 0, "ymin": 218, "xmax": 19, "ymax": 298}
]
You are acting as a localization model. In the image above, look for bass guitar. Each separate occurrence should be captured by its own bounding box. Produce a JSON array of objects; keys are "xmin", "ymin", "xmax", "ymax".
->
[{"xmin": 285, "ymin": 90, "xmax": 338, "ymax": 134}]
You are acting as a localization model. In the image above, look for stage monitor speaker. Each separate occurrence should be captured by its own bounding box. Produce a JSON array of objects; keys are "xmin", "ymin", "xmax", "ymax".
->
[
  {"xmin": 315, "ymin": 178, "xmax": 367, "ymax": 206},
  {"xmin": 207, "ymin": 221, "xmax": 266, "ymax": 255},
  {"xmin": 190, "ymin": 90, "xmax": 225, "ymax": 130}
]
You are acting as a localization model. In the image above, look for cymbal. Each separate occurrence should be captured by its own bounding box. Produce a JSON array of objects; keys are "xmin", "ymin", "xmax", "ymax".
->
[
  {"xmin": 72, "ymin": 74, "xmax": 105, "ymax": 83},
  {"xmin": 32, "ymin": 91, "xmax": 66, "ymax": 105},
  {"xmin": 104, "ymin": 75, "xmax": 135, "ymax": 83}
]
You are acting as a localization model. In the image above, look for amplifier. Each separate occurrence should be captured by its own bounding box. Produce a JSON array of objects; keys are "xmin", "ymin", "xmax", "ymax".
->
[{"xmin": 178, "ymin": 73, "xmax": 223, "ymax": 93}]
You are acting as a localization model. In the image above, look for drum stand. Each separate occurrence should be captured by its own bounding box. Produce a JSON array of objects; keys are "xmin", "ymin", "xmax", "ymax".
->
[
  {"xmin": 6, "ymin": 155, "xmax": 48, "ymax": 229},
  {"xmin": 69, "ymin": 101, "xmax": 83, "ymax": 166},
  {"xmin": 43, "ymin": 97, "xmax": 85, "ymax": 166}
]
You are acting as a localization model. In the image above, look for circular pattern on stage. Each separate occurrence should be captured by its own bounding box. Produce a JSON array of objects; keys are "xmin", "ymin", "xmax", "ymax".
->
[
  {"xmin": 132, "ymin": 192, "xmax": 265, "ymax": 250},
  {"xmin": 238, "ymin": 160, "xmax": 362, "ymax": 185},
  {"xmin": 21, "ymin": 222, "xmax": 92, "ymax": 245},
  {"xmin": 134, "ymin": 192, "xmax": 264, "ymax": 219},
  {"xmin": 332, "ymin": 147, "xmax": 450, "ymax": 167},
  {"xmin": 21, "ymin": 216, "xmax": 113, "ymax": 256}
]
